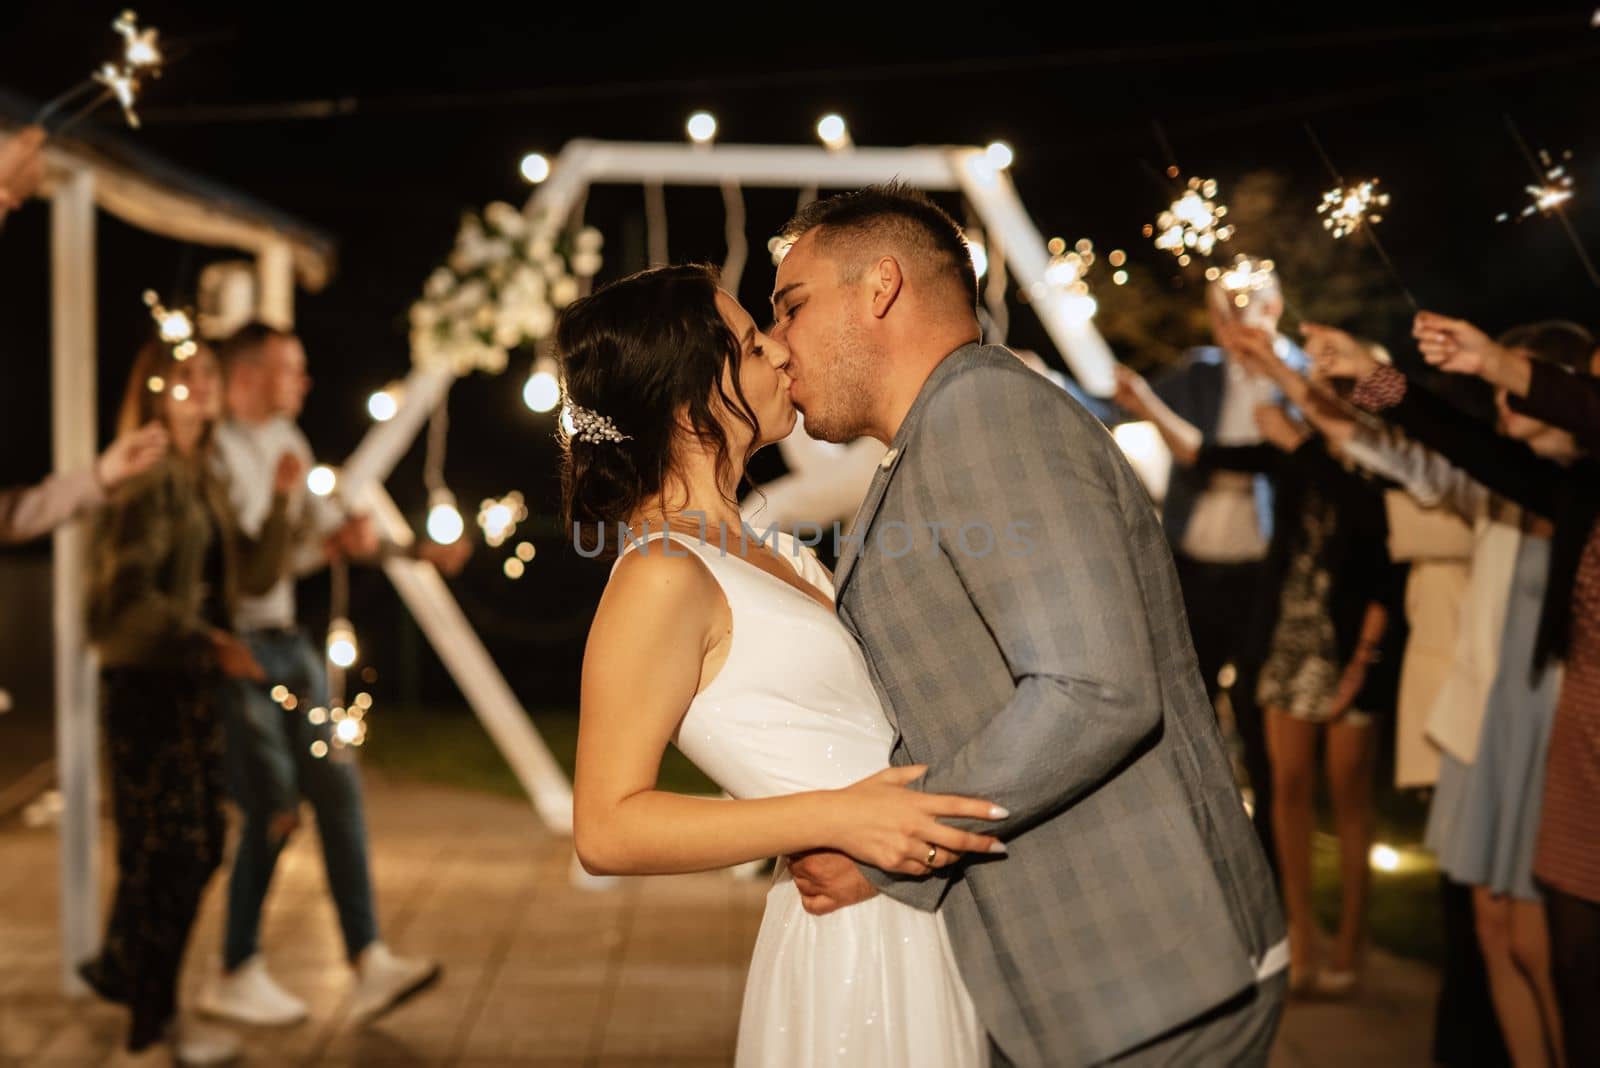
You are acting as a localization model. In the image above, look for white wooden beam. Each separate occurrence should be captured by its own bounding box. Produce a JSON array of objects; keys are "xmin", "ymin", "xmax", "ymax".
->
[
  {"xmin": 357, "ymin": 484, "xmax": 573, "ymax": 833},
  {"xmin": 950, "ymin": 149, "xmax": 1119, "ymax": 397}
]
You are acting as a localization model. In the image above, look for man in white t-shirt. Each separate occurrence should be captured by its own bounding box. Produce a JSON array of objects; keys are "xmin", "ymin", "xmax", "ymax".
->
[{"xmin": 201, "ymin": 322, "xmax": 465, "ymax": 1027}]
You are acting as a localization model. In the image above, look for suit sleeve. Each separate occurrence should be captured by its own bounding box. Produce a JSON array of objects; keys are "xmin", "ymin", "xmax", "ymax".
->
[{"xmin": 860, "ymin": 369, "xmax": 1166, "ymax": 911}]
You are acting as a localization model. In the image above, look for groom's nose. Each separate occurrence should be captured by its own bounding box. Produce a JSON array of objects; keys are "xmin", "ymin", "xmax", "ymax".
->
[{"xmin": 766, "ymin": 336, "xmax": 792, "ymax": 371}]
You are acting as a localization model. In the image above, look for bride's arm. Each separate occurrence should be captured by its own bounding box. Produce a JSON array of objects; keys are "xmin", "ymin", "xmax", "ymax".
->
[{"xmin": 573, "ymin": 550, "xmax": 1004, "ymax": 877}]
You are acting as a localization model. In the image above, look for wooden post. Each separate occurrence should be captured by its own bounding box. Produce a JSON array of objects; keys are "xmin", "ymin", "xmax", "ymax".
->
[
  {"xmin": 256, "ymin": 239, "xmax": 295, "ymax": 329},
  {"xmin": 51, "ymin": 167, "xmax": 100, "ymax": 995}
]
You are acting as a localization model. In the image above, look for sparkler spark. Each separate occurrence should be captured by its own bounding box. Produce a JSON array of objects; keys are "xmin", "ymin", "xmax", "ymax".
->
[
  {"xmin": 1145, "ymin": 177, "xmax": 1234, "ymax": 261},
  {"xmin": 1318, "ymin": 180, "xmax": 1389, "ymax": 239},
  {"xmin": 142, "ymin": 290, "xmax": 194, "ymax": 349},
  {"xmin": 1496, "ymin": 149, "xmax": 1575, "ymax": 223},
  {"xmin": 46, "ymin": 11, "xmax": 164, "ymax": 133},
  {"xmin": 113, "ymin": 10, "xmax": 163, "ymax": 74}
]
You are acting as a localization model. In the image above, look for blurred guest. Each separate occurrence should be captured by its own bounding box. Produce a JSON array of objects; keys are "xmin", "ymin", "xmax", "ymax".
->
[
  {"xmin": 79, "ymin": 334, "xmax": 299, "ymax": 1065},
  {"xmin": 1, "ymin": 423, "xmax": 167, "ymax": 544},
  {"xmin": 1380, "ymin": 490, "xmax": 1472, "ymax": 791},
  {"xmin": 1113, "ymin": 272, "xmax": 1308, "ymax": 873},
  {"xmin": 200, "ymin": 323, "xmax": 448, "ymax": 1028},
  {"xmin": 1307, "ymin": 320, "xmax": 1592, "ymax": 1066},
  {"xmin": 1394, "ymin": 312, "xmax": 1600, "ymax": 1066},
  {"xmin": 1120, "ymin": 332, "xmax": 1400, "ymax": 996}
]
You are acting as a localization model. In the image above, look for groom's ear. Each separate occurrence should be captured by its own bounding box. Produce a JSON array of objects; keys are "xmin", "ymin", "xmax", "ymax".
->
[{"xmin": 868, "ymin": 255, "xmax": 904, "ymax": 321}]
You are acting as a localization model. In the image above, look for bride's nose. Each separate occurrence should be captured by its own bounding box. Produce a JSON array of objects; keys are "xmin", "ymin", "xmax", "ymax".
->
[{"xmin": 764, "ymin": 334, "xmax": 791, "ymax": 372}]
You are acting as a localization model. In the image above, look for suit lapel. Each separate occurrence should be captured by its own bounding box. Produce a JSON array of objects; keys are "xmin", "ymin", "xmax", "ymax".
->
[
  {"xmin": 832, "ymin": 444, "xmax": 905, "ymax": 602},
  {"xmin": 832, "ymin": 342, "xmax": 989, "ymax": 602}
]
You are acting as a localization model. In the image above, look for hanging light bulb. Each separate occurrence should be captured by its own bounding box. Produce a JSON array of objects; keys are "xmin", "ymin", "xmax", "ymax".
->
[
  {"xmin": 522, "ymin": 356, "xmax": 561, "ymax": 413},
  {"xmin": 366, "ymin": 384, "xmax": 400, "ymax": 422},
  {"xmin": 686, "ymin": 111, "xmax": 718, "ymax": 145},
  {"xmin": 306, "ymin": 465, "xmax": 337, "ymax": 497},
  {"xmin": 326, "ymin": 617, "xmax": 358, "ymax": 669},
  {"xmin": 519, "ymin": 152, "xmax": 551, "ymax": 184},
  {"xmin": 427, "ymin": 487, "xmax": 465, "ymax": 545},
  {"xmin": 816, "ymin": 114, "xmax": 851, "ymax": 151},
  {"xmin": 985, "ymin": 141, "xmax": 1014, "ymax": 170}
]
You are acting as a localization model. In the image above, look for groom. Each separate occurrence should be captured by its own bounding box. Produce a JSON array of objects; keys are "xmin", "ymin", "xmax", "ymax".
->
[{"xmin": 771, "ymin": 185, "xmax": 1287, "ymax": 1067}]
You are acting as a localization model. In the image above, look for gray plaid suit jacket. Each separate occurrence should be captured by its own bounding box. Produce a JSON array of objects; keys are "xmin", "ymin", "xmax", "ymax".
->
[{"xmin": 834, "ymin": 344, "xmax": 1285, "ymax": 1067}]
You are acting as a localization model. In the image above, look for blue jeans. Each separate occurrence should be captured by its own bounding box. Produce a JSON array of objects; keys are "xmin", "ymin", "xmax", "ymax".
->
[{"xmin": 219, "ymin": 629, "xmax": 378, "ymax": 970}]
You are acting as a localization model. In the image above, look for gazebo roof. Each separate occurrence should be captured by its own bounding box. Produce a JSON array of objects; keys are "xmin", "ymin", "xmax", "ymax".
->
[{"xmin": 0, "ymin": 87, "xmax": 336, "ymax": 290}]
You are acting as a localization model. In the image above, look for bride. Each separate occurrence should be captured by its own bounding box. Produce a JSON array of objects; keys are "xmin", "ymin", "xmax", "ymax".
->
[{"xmin": 561, "ymin": 264, "xmax": 1002, "ymax": 1067}]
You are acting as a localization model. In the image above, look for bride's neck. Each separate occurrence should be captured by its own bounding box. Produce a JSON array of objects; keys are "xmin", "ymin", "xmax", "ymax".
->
[{"xmin": 630, "ymin": 446, "xmax": 746, "ymax": 531}]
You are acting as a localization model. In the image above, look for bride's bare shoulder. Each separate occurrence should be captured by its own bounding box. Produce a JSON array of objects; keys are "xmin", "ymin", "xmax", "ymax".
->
[{"xmin": 594, "ymin": 545, "xmax": 720, "ymax": 632}]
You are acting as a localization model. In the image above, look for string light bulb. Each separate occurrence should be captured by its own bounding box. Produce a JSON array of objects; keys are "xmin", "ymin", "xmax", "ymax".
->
[
  {"xmin": 326, "ymin": 617, "xmax": 358, "ymax": 669},
  {"xmin": 522, "ymin": 356, "xmax": 561, "ymax": 413},
  {"xmin": 367, "ymin": 385, "xmax": 400, "ymax": 422},
  {"xmin": 306, "ymin": 465, "xmax": 337, "ymax": 497},
  {"xmin": 686, "ymin": 111, "xmax": 718, "ymax": 145},
  {"xmin": 519, "ymin": 152, "xmax": 551, "ymax": 184},
  {"xmin": 816, "ymin": 114, "xmax": 850, "ymax": 151},
  {"xmin": 427, "ymin": 487, "xmax": 465, "ymax": 545}
]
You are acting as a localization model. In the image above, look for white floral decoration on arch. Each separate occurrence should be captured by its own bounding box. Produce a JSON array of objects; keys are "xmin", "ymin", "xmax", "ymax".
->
[{"xmin": 409, "ymin": 201, "xmax": 603, "ymax": 376}]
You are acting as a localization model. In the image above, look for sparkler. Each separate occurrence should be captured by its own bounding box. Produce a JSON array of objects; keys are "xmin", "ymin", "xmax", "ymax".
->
[
  {"xmin": 1318, "ymin": 180, "xmax": 1389, "ymax": 239},
  {"xmin": 1501, "ymin": 115, "xmax": 1600, "ymax": 289},
  {"xmin": 1493, "ymin": 149, "xmax": 1574, "ymax": 223},
  {"xmin": 1144, "ymin": 177, "xmax": 1234, "ymax": 265},
  {"xmin": 1303, "ymin": 122, "xmax": 1416, "ymax": 310},
  {"xmin": 142, "ymin": 291, "xmax": 196, "ymax": 392},
  {"xmin": 1213, "ymin": 254, "xmax": 1279, "ymax": 325},
  {"xmin": 37, "ymin": 10, "xmax": 164, "ymax": 135}
]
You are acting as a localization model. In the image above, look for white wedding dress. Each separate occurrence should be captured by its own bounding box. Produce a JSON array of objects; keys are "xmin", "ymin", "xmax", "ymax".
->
[{"xmin": 613, "ymin": 530, "xmax": 987, "ymax": 1067}]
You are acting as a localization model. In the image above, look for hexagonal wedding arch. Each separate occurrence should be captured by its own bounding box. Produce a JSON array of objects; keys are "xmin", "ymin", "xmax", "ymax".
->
[{"xmin": 339, "ymin": 139, "xmax": 1120, "ymax": 837}]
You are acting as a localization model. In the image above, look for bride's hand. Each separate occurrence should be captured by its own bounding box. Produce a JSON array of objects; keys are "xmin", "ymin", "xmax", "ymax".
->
[{"xmin": 828, "ymin": 765, "xmax": 1007, "ymax": 875}]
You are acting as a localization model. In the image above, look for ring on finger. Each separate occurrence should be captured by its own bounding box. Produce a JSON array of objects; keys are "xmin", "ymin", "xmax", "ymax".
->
[{"xmin": 925, "ymin": 844, "xmax": 938, "ymax": 867}]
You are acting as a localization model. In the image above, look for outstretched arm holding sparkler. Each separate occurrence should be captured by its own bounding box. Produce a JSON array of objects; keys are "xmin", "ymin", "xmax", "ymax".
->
[
  {"xmin": 1415, "ymin": 309, "xmax": 1600, "ymax": 455},
  {"xmin": 0, "ymin": 126, "xmax": 45, "ymax": 224}
]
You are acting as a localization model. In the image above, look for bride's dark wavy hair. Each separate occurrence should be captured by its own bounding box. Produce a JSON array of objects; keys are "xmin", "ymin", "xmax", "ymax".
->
[{"xmin": 557, "ymin": 264, "xmax": 760, "ymax": 558}]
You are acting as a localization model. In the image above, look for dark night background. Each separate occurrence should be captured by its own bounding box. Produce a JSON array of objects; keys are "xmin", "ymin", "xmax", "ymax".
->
[{"xmin": 2, "ymin": 4, "xmax": 1598, "ymax": 716}]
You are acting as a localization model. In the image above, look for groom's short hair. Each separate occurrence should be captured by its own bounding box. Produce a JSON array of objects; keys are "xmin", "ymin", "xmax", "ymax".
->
[{"xmin": 778, "ymin": 182, "xmax": 979, "ymax": 309}]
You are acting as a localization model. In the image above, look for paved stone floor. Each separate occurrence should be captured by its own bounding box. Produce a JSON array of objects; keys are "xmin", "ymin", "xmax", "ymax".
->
[{"xmin": 0, "ymin": 771, "xmax": 1435, "ymax": 1066}]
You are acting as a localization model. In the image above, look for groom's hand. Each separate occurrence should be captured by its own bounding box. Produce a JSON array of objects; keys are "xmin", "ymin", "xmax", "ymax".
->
[{"xmin": 789, "ymin": 849, "xmax": 877, "ymax": 915}]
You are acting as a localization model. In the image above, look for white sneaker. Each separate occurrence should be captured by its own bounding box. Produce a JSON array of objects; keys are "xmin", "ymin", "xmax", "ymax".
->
[
  {"xmin": 348, "ymin": 942, "xmax": 442, "ymax": 1024},
  {"xmin": 171, "ymin": 1017, "xmax": 242, "ymax": 1066},
  {"xmin": 198, "ymin": 955, "xmax": 308, "ymax": 1027}
]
